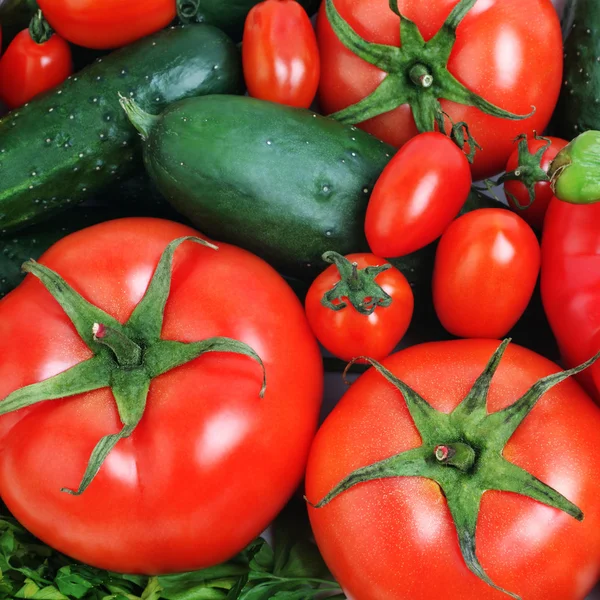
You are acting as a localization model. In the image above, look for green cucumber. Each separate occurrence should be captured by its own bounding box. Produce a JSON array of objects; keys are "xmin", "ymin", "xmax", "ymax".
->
[
  {"xmin": 0, "ymin": 25, "xmax": 243, "ymax": 234},
  {"xmin": 179, "ymin": 0, "xmax": 321, "ymax": 41},
  {"xmin": 554, "ymin": 0, "xmax": 600, "ymax": 139},
  {"xmin": 122, "ymin": 94, "xmax": 394, "ymax": 279}
]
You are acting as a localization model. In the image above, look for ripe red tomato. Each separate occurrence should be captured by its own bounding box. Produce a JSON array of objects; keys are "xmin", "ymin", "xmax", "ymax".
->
[
  {"xmin": 504, "ymin": 136, "xmax": 568, "ymax": 230},
  {"xmin": 305, "ymin": 252, "xmax": 414, "ymax": 362},
  {"xmin": 306, "ymin": 339, "xmax": 600, "ymax": 600},
  {"xmin": 0, "ymin": 218, "xmax": 323, "ymax": 573},
  {"xmin": 0, "ymin": 23, "xmax": 72, "ymax": 109},
  {"xmin": 243, "ymin": 0, "xmax": 320, "ymax": 108},
  {"xmin": 365, "ymin": 132, "xmax": 471, "ymax": 258},
  {"xmin": 317, "ymin": 0, "xmax": 563, "ymax": 180},
  {"xmin": 36, "ymin": 0, "xmax": 176, "ymax": 49},
  {"xmin": 433, "ymin": 208, "xmax": 540, "ymax": 338}
]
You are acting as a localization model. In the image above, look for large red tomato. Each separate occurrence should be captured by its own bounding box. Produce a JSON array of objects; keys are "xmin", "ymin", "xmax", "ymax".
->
[
  {"xmin": 36, "ymin": 0, "xmax": 176, "ymax": 49},
  {"xmin": 306, "ymin": 340, "xmax": 600, "ymax": 600},
  {"xmin": 0, "ymin": 218, "xmax": 323, "ymax": 573},
  {"xmin": 317, "ymin": 0, "xmax": 563, "ymax": 180}
]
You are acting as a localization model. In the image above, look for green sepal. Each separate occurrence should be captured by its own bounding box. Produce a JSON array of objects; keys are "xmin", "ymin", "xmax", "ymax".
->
[
  {"xmin": 29, "ymin": 9, "xmax": 53, "ymax": 45},
  {"xmin": 309, "ymin": 341, "xmax": 600, "ymax": 599},
  {"xmin": 321, "ymin": 251, "xmax": 392, "ymax": 316}
]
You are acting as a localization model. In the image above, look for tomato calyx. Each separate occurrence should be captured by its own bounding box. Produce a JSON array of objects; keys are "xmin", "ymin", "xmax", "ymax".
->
[
  {"xmin": 0, "ymin": 237, "xmax": 267, "ymax": 496},
  {"xmin": 307, "ymin": 339, "xmax": 600, "ymax": 599},
  {"xmin": 320, "ymin": 251, "xmax": 392, "ymax": 316},
  {"xmin": 324, "ymin": 0, "xmax": 534, "ymax": 153},
  {"xmin": 28, "ymin": 9, "xmax": 54, "ymax": 45}
]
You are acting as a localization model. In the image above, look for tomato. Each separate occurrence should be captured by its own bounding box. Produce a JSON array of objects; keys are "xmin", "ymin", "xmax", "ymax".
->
[
  {"xmin": 365, "ymin": 132, "xmax": 471, "ymax": 258},
  {"xmin": 0, "ymin": 218, "xmax": 323, "ymax": 573},
  {"xmin": 243, "ymin": 0, "xmax": 320, "ymax": 109},
  {"xmin": 35, "ymin": 0, "xmax": 176, "ymax": 49},
  {"xmin": 542, "ymin": 200, "xmax": 600, "ymax": 403},
  {"xmin": 305, "ymin": 252, "xmax": 413, "ymax": 362},
  {"xmin": 306, "ymin": 339, "xmax": 600, "ymax": 600},
  {"xmin": 317, "ymin": 0, "xmax": 563, "ymax": 180},
  {"xmin": 433, "ymin": 208, "xmax": 540, "ymax": 338},
  {"xmin": 504, "ymin": 135, "xmax": 568, "ymax": 230},
  {"xmin": 0, "ymin": 14, "xmax": 72, "ymax": 110}
]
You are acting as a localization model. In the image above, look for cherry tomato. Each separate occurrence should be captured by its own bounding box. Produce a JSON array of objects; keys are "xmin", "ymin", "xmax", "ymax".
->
[
  {"xmin": 0, "ymin": 17, "xmax": 72, "ymax": 110},
  {"xmin": 433, "ymin": 208, "xmax": 540, "ymax": 338},
  {"xmin": 306, "ymin": 339, "xmax": 600, "ymax": 600},
  {"xmin": 317, "ymin": 0, "xmax": 563, "ymax": 180},
  {"xmin": 36, "ymin": 0, "xmax": 176, "ymax": 50},
  {"xmin": 504, "ymin": 136, "xmax": 568, "ymax": 230},
  {"xmin": 305, "ymin": 252, "xmax": 414, "ymax": 362},
  {"xmin": 243, "ymin": 0, "xmax": 320, "ymax": 108},
  {"xmin": 365, "ymin": 132, "xmax": 472, "ymax": 258}
]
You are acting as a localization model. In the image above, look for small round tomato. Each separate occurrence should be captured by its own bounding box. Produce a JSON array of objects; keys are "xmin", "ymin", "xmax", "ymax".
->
[
  {"xmin": 305, "ymin": 252, "xmax": 414, "ymax": 362},
  {"xmin": 0, "ymin": 12, "xmax": 72, "ymax": 109},
  {"xmin": 243, "ymin": 0, "xmax": 320, "ymax": 108},
  {"xmin": 306, "ymin": 339, "xmax": 600, "ymax": 600},
  {"xmin": 504, "ymin": 135, "xmax": 568, "ymax": 230},
  {"xmin": 36, "ymin": 0, "xmax": 176, "ymax": 49},
  {"xmin": 433, "ymin": 208, "xmax": 540, "ymax": 339},
  {"xmin": 365, "ymin": 132, "xmax": 472, "ymax": 258}
]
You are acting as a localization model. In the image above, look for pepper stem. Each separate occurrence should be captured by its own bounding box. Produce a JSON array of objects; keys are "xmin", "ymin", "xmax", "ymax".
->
[
  {"xmin": 93, "ymin": 323, "xmax": 143, "ymax": 369},
  {"xmin": 435, "ymin": 443, "xmax": 476, "ymax": 472}
]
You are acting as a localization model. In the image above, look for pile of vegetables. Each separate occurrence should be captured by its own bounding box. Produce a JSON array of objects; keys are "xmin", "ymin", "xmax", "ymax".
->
[{"xmin": 2, "ymin": 0, "xmax": 600, "ymax": 599}]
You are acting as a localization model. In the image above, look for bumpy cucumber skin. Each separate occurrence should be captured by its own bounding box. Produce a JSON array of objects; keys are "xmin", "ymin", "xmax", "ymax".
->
[
  {"xmin": 190, "ymin": 0, "xmax": 321, "ymax": 41},
  {"xmin": 555, "ymin": 0, "xmax": 600, "ymax": 139},
  {"xmin": 141, "ymin": 95, "xmax": 394, "ymax": 278},
  {"xmin": 0, "ymin": 25, "xmax": 243, "ymax": 234}
]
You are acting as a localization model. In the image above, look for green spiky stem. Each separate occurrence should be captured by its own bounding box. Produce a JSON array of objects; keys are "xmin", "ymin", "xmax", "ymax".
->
[
  {"xmin": 0, "ymin": 237, "xmax": 266, "ymax": 496},
  {"xmin": 320, "ymin": 251, "xmax": 392, "ymax": 316},
  {"xmin": 325, "ymin": 0, "xmax": 535, "ymax": 160},
  {"xmin": 29, "ymin": 9, "xmax": 53, "ymax": 44},
  {"xmin": 308, "ymin": 339, "xmax": 600, "ymax": 599}
]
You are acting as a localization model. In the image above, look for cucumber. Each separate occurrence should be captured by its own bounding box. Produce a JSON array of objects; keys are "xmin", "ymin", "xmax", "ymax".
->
[
  {"xmin": 554, "ymin": 0, "xmax": 600, "ymax": 139},
  {"xmin": 181, "ymin": 0, "xmax": 321, "ymax": 41},
  {"xmin": 0, "ymin": 25, "xmax": 243, "ymax": 234},
  {"xmin": 122, "ymin": 94, "xmax": 394, "ymax": 279}
]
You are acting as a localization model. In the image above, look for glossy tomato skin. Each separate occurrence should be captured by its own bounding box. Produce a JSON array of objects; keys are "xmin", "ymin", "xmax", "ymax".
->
[
  {"xmin": 0, "ymin": 28, "xmax": 72, "ymax": 109},
  {"xmin": 317, "ymin": 0, "xmax": 563, "ymax": 180},
  {"xmin": 36, "ymin": 0, "xmax": 176, "ymax": 49},
  {"xmin": 542, "ymin": 200, "xmax": 600, "ymax": 403},
  {"xmin": 306, "ymin": 340, "xmax": 600, "ymax": 600},
  {"xmin": 433, "ymin": 209, "xmax": 540, "ymax": 338},
  {"xmin": 505, "ymin": 137, "xmax": 568, "ymax": 230},
  {"xmin": 305, "ymin": 254, "xmax": 414, "ymax": 362},
  {"xmin": 243, "ymin": 0, "xmax": 320, "ymax": 108},
  {"xmin": 365, "ymin": 132, "xmax": 471, "ymax": 258},
  {"xmin": 0, "ymin": 218, "xmax": 323, "ymax": 573}
]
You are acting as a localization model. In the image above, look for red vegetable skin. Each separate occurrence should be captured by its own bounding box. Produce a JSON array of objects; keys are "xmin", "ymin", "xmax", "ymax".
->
[
  {"xmin": 243, "ymin": 0, "xmax": 320, "ymax": 108},
  {"xmin": 365, "ymin": 132, "xmax": 472, "ymax": 258},
  {"xmin": 433, "ymin": 208, "xmax": 540, "ymax": 339}
]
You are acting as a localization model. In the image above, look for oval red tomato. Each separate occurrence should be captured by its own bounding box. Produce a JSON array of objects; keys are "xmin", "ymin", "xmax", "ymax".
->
[
  {"xmin": 365, "ymin": 132, "xmax": 472, "ymax": 258},
  {"xmin": 317, "ymin": 0, "xmax": 563, "ymax": 180},
  {"xmin": 306, "ymin": 339, "xmax": 600, "ymax": 600},
  {"xmin": 433, "ymin": 208, "xmax": 540, "ymax": 338},
  {"xmin": 305, "ymin": 252, "xmax": 413, "ymax": 362},
  {"xmin": 243, "ymin": 0, "xmax": 320, "ymax": 108},
  {"xmin": 0, "ymin": 218, "xmax": 323, "ymax": 573},
  {"xmin": 504, "ymin": 136, "xmax": 568, "ymax": 230},
  {"xmin": 0, "ymin": 24, "xmax": 72, "ymax": 109},
  {"xmin": 36, "ymin": 0, "xmax": 176, "ymax": 49}
]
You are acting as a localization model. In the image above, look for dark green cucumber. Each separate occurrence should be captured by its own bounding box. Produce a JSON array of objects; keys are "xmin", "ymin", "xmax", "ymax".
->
[
  {"xmin": 554, "ymin": 0, "xmax": 600, "ymax": 139},
  {"xmin": 123, "ymin": 94, "xmax": 394, "ymax": 279},
  {"xmin": 180, "ymin": 0, "xmax": 321, "ymax": 41},
  {"xmin": 0, "ymin": 25, "xmax": 243, "ymax": 234}
]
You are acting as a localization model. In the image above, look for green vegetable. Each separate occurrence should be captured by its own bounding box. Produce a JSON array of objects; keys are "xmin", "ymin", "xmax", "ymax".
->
[
  {"xmin": 0, "ymin": 501, "xmax": 343, "ymax": 600},
  {"xmin": 177, "ymin": 0, "xmax": 321, "ymax": 41},
  {"xmin": 549, "ymin": 130, "xmax": 600, "ymax": 204},
  {"xmin": 122, "ymin": 94, "xmax": 394, "ymax": 279},
  {"xmin": 0, "ymin": 25, "xmax": 243, "ymax": 234},
  {"xmin": 554, "ymin": 0, "xmax": 600, "ymax": 139}
]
